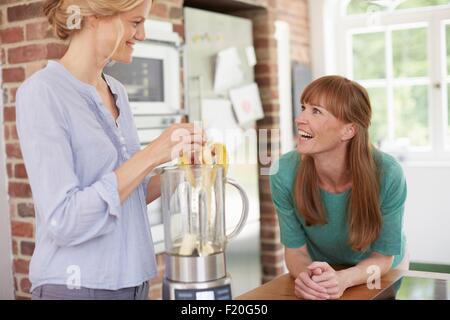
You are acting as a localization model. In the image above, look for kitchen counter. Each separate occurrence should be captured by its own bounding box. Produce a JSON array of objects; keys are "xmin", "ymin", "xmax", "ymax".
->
[{"xmin": 236, "ymin": 268, "xmax": 450, "ymax": 300}]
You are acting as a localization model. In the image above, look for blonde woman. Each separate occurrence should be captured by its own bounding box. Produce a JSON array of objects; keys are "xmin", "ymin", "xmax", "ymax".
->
[
  {"xmin": 270, "ymin": 76, "xmax": 408, "ymax": 300},
  {"xmin": 16, "ymin": 0, "xmax": 204, "ymax": 299}
]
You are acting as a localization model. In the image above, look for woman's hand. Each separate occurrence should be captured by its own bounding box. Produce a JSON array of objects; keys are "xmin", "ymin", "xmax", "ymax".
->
[
  {"xmin": 147, "ymin": 123, "xmax": 206, "ymax": 165},
  {"xmin": 307, "ymin": 262, "xmax": 350, "ymax": 300},
  {"xmin": 294, "ymin": 269, "xmax": 330, "ymax": 300}
]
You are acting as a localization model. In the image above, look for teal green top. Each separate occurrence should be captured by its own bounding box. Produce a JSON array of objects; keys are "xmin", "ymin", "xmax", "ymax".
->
[{"xmin": 269, "ymin": 150, "xmax": 407, "ymax": 268}]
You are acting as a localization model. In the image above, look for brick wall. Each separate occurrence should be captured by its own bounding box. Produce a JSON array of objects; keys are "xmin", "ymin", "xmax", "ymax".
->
[{"xmin": 0, "ymin": 0, "xmax": 309, "ymax": 299}]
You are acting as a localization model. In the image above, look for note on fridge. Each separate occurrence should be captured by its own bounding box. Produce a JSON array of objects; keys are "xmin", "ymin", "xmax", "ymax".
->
[
  {"xmin": 201, "ymin": 99, "xmax": 242, "ymax": 147},
  {"xmin": 213, "ymin": 47, "xmax": 244, "ymax": 94},
  {"xmin": 229, "ymin": 83, "xmax": 264, "ymax": 126},
  {"xmin": 245, "ymin": 46, "xmax": 257, "ymax": 67}
]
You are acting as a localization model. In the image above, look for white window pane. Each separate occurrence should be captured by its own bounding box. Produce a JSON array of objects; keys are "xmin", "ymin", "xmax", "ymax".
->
[
  {"xmin": 346, "ymin": 0, "xmax": 385, "ymax": 15},
  {"xmin": 447, "ymin": 84, "xmax": 450, "ymax": 147},
  {"xmin": 447, "ymin": 24, "xmax": 450, "ymax": 76},
  {"xmin": 393, "ymin": 27, "xmax": 428, "ymax": 78},
  {"xmin": 347, "ymin": 0, "xmax": 449, "ymax": 15},
  {"xmin": 394, "ymin": 85, "xmax": 429, "ymax": 147},
  {"xmin": 395, "ymin": 0, "xmax": 450, "ymax": 10},
  {"xmin": 353, "ymin": 32, "xmax": 386, "ymax": 80},
  {"xmin": 367, "ymin": 87, "xmax": 388, "ymax": 146}
]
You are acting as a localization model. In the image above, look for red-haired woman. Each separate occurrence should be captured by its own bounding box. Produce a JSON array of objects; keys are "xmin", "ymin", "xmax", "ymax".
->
[{"xmin": 270, "ymin": 75, "xmax": 408, "ymax": 300}]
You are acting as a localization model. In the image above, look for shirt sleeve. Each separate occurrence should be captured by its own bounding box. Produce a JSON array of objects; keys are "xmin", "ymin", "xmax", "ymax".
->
[
  {"xmin": 269, "ymin": 160, "xmax": 307, "ymax": 248},
  {"xmin": 371, "ymin": 161, "xmax": 407, "ymax": 256},
  {"xmin": 16, "ymin": 80, "xmax": 121, "ymax": 247}
]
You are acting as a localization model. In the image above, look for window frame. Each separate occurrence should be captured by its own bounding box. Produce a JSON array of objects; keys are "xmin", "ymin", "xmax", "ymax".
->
[{"xmin": 336, "ymin": 0, "xmax": 450, "ymax": 162}]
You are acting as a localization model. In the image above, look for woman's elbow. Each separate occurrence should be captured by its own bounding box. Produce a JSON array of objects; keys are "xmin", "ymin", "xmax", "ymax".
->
[{"xmin": 380, "ymin": 256, "xmax": 395, "ymax": 275}]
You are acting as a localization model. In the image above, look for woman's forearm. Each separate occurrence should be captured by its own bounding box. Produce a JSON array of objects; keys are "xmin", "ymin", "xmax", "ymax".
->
[
  {"xmin": 338, "ymin": 253, "xmax": 394, "ymax": 289},
  {"xmin": 285, "ymin": 246, "xmax": 313, "ymax": 278},
  {"xmin": 115, "ymin": 143, "xmax": 162, "ymax": 203},
  {"xmin": 146, "ymin": 175, "xmax": 161, "ymax": 204}
]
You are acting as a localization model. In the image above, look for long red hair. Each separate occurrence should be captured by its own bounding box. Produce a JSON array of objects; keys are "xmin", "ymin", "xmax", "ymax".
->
[{"xmin": 294, "ymin": 75, "xmax": 381, "ymax": 251}]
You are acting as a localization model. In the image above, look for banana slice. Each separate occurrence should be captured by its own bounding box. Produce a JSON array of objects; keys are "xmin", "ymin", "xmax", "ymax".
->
[
  {"xmin": 179, "ymin": 233, "xmax": 198, "ymax": 256},
  {"xmin": 212, "ymin": 143, "xmax": 228, "ymax": 176}
]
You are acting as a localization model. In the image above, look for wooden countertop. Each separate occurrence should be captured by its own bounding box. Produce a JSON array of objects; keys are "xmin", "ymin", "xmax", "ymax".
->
[{"xmin": 236, "ymin": 269, "xmax": 450, "ymax": 300}]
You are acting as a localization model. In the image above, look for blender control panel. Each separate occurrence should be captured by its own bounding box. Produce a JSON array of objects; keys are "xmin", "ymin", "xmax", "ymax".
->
[{"xmin": 174, "ymin": 285, "xmax": 232, "ymax": 300}]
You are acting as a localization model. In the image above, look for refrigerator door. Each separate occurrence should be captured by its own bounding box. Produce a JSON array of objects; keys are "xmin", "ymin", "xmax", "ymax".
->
[{"xmin": 185, "ymin": 7, "xmax": 262, "ymax": 297}]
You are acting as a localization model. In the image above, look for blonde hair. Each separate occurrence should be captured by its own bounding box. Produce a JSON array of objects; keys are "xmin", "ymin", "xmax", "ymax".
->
[
  {"xmin": 43, "ymin": 0, "xmax": 145, "ymax": 40},
  {"xmin": 294, "ymin": 75, "xmax": 382, "ymax": 251}
]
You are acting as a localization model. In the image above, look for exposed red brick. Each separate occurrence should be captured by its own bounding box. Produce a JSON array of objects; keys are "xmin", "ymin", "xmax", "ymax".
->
[
  {"xmin": 20, "ymin": 241, "xmax": 35, "ymax": 256},
  {"xmin": 7, "ymin": 2, "xmax": 44, "ymax": 22},
  {"xmin": 169, "ymin": 6, "xmax": 182, "ymax": 20},
  {"xmin": 260, "ymin": 227, "xmax": 278, "ymax": 239},
  {"xmin": 6, "ymin": 143, "xmax": 22, "ymax": 159},
  {"xmin": 17, "ymin": 203, "xmax": 35, "ymax": 218},
  {"xmin": 13, "ymin": 258, "xmax": 30, "ymax": 274},
  {"xmin": 261, "ymin": 253, "xmax": 283, "ymax": 264},
  {"xmin": 2, "ymin": 67, "xmax": 25, "ymax": 83},
  {"xmin": 12, "ymin": 239, "xmax": 18, "ymax": 255},
  {"xmin": 8, "ymin": 44, "xmax": 47, "ymax": 64},
  {"xmin": 14, "ymin": 163, "xmax": 28, "ymax": 179},
  {"xmin": 9, "ymin": 87, "xmax": 18, "ymax": 103},
  {"xmin": 14, "ymin": 275, "xmax": 18, "ymax": 292},
  {"xmin": 20, "ymin": 277, "xmax": 31, "ymax": 293},
  {"xmin": 26, "ymin": 21, "xmax": 52, "ymax": 41},
  {"xmin": 0, "ymin": 27, "xmax": 24, "ymax": 44},
  {"xmin": 255, "ymin": 75, "xmax": 276, "ymax": 87},
  {"xmin": 10, "ymin": 124, "xmax": 18, "ymax": 140},
  {"xmin": 1, "ymin": 48, "xmax": 6, "ymax": 65},
  {"xmin": 4, "ymin": 125, "xmax": 10, "ymax": 141},
  {"xmin": 150, "ymin": 3, "xmax": 168, "ymax": 18},
  {"xmin": 255, "ymin": 63, "xmax": 272, "ymax": 74},
  {"xmin": 263, "ymin": 265, "xmax": 284, "ymax": 276},
  {"xmin": 11, "ymin": 220, "xmax": 34, "ymax": 238},
  {"xmin": 261, "ymin": 242, "xmax": 282, "ymax": 252},
  {"xmin": 3, "ymin": 106, "xmax": 16, "ymax": 122},
  {"xmin": 8, "ymin": 182, "xmax": 32, "ymax": 198},
  {"xmin": 255, "ymin": 38, "xmax": 272, "ymax": 49},
  {"xmin": 6, "ymin": 162, "xmax": 13, "ymax": 178},
  {"xmin": 173, "ymin": 23, "xmax": 184, "ymax": 39}
]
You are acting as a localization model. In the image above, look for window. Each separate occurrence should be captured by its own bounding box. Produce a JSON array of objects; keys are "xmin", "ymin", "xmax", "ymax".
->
[
  {"xmin": 337, "ymin": 0, "xmax": 450, "ymax": 160},
  {"xmin": 347, "ymin": 0, "xmax": 450, "ymax": 15}
]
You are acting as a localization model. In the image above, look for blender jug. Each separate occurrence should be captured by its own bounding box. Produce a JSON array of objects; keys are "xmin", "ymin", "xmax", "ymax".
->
[{"xmin": 158, "ymin": 164, "xmax": 249, "ymax": 299}]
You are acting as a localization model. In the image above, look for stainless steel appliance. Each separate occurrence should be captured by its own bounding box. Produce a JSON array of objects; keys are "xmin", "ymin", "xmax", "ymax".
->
[{"xmin": 158, "ymin": 164, "xmax": 248, "ymax": 300}]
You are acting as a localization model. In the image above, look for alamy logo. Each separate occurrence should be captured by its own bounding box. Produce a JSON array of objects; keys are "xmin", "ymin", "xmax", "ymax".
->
[
  {"xmin": 66, "ymin": 5, "xmax": 82, "ymax": 30},
  {"xmin": 366, "ymin": 265, "xmax": 381, "ymax": 290},
  {"xmin": 66, "ymin": 265, "xmax": 81, "ymax": 289}
]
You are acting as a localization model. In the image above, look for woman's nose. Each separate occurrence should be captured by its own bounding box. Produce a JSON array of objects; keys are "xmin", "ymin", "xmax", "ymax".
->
[
  {"xmin": 135, "ymin": 24, "xmax": 146, "ymax": 41},
  {"xmin": 295, "ymin": 111, "xmax": 307, "ymax": 125}
]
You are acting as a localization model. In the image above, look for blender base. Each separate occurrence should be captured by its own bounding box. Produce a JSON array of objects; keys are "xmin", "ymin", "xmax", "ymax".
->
[{"xmin": 162, "ymin": 275, "xmax": 232, "ymax": 300}]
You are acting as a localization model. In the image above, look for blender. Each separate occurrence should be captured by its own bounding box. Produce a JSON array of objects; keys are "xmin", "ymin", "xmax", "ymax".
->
[{"xmin": 158, "ymin": 164, "xmax": 249, "ymax": 300}]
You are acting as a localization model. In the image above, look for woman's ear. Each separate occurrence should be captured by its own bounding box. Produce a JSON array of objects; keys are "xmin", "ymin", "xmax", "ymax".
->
[{"xmin": 342, "ymin": 123, "xmax": 357, "ymax": 141}]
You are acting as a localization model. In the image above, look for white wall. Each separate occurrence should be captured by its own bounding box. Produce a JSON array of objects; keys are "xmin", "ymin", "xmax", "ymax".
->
[
  {"xmin": 0, "ymin": 65, "xmax": 15, "ymax": 299},
  {"xmin": 403, "ymin": 164, "xmax": 450, "ymax": 265}
]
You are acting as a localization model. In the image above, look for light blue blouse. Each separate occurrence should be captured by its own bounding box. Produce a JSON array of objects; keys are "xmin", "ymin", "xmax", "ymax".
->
[{"xmin": 16, "ymin": 60, "xmax": 157, "ymax": 291}]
